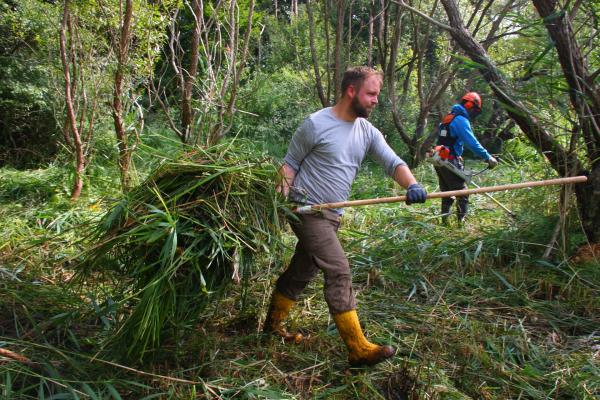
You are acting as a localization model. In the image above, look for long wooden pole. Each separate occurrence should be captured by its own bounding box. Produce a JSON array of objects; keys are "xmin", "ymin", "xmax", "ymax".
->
[{"xmin": 295, "ymin": 176, "xmax": 587, "ymax": 213}]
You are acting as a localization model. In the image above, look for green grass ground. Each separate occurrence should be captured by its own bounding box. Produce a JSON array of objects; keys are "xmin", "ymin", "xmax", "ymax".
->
[{"xmin": 1, "ymin": 154, "xmax": 598, "ymax": 399}]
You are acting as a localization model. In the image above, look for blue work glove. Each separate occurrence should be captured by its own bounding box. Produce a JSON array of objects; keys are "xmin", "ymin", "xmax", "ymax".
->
[{"xmin": 406, "ymin": 183, "xmax": 427, "ymax": 205}]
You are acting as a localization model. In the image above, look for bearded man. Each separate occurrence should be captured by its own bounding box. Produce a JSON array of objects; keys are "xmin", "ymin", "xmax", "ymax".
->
[{"xmin": 264, "ymin": 66, "xmax": 427, "ymax": 367}]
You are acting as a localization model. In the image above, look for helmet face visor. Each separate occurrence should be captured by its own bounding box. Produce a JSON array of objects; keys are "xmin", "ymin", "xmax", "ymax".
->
[{"xmin": 467, "ymin": 103, "xmax": 481, "ymax": 119}]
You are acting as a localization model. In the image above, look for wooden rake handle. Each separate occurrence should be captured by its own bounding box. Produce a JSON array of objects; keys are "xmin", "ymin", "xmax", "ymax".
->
[{"xmin": 294, "ymin": 175, "xmax": 587, "ymax": 213}]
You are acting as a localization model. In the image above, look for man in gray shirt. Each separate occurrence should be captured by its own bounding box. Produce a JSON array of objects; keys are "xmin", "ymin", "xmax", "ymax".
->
[{"xmin": 264, "ymin": 66, "xmax": 427, "ymax": 367}]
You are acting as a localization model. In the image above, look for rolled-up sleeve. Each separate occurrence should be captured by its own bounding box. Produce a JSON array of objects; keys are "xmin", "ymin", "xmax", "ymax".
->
[
  {"xmin": 368, "ymin": 129, "xmax": 407, "ymax": 177},
  {"xmin": 283, "ymin": 118, "xmax": 315, "ymax": 172}
]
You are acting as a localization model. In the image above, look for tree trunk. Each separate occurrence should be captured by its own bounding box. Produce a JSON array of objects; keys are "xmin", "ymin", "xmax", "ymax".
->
[
  {"xmin": 347, "ymin": 0, "xmax": 353, "ymax": 65},
  {"xmin": 208, "ymin": 0, "xmax": 255, "ymax": 145},
  {"xmin": 575, "ymin": 165, "xmax": 600, "ymax": 242},
  {"xmin": 384, "ymin": 3, "xmax": 413, "ymax": 162},
  {"xmin": 323, "ymin": 0, "xmax": 332, "ymax": 103},
  {"xmin": 376, "ymin": 0, "xmax": 387, "ymax": 70},
  {"xmin": 367, "ymin": 1, "xmax": 374, "ymax": 67},
  {"xmin": 209, "ymin": 0, "xmax": 237, "ymax": 145},
  {"xmin": 112, "ymin": 0, "xmax": 133, "ymax": 191},
  {"xmin": 60, "ymin": 0, "xmax": 84, "ymax": 200},
  {"xmin": 181, "ymin": 0, "xmax": 202, "ymax": 144},
  {"xmin": 385, "ymin": 0, "xmax": 454, "ymax": 167},
  {"xmin": 307, "ymin": 0, "xmax": 328, "ymax": 107},
  {"xmin": 532, "ymin": 0, "xmax": 600, "ymax": 242},
  {"xmin": 333, "ymin": 0, "xmax": 345, "ymax": 101},
  {"xmin": 531, "ymin": 0, "xmax": 600, "ymax": 165}
]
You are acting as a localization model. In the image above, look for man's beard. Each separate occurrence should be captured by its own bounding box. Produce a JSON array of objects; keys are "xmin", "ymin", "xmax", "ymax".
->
[{"xmin": 351, "ymin": 96, "xmax": 371, "ymax": 118}]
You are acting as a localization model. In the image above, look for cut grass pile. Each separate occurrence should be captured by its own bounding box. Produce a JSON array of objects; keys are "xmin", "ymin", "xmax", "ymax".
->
[{"xmin": 77, "ymin": 143, "xmax": 286, "ymax": 361}]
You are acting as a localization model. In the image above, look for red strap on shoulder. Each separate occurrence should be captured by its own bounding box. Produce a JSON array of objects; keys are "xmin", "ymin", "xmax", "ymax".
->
[{"xmin": 441, "ymin": 113, "xmax": 455, "ymax": 125}]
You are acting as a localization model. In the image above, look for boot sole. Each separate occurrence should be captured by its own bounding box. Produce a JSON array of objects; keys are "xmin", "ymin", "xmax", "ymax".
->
[{"xmin": 349, "ymin": 345, "xmax": 396, "ymax": 367}]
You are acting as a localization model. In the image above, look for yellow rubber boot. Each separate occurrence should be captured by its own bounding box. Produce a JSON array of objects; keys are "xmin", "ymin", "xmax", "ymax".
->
[
  {"xmin": 263, "ymin": 290, "xmax": 304, "ymax": 344},
  {"xmin": 333, "ymin": 310, "xmax": 396, "ymax": 367}
]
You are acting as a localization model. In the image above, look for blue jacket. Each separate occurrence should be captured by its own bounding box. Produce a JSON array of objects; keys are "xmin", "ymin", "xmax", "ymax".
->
[{"xmin": 446, "ymin": 104, "xmax": 491, "ymax": 160}]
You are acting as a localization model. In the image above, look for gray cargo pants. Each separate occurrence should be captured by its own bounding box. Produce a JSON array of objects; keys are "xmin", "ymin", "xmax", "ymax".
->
[{"xmin": 275, "ymin": 209, "xmax": 356, "ymax": 314}]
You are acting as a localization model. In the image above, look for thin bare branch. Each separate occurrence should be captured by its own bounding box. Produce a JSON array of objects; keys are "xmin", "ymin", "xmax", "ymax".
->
[{"xmin": 393, "ymin": 0, "xmax": 454, "ymax": 32}]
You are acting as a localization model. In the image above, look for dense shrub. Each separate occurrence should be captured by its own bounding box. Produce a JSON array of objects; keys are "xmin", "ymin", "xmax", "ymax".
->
[
  {"xmin": 0, "ymin": 2, "xmax": 60, "ymax": 167},
  {"xmin": 234, "ymin": 68, "xmax": 321, "ymax": 157}
]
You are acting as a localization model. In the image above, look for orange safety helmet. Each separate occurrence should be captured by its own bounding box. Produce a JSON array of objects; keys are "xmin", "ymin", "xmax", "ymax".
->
[{"xmin": 461, "ymin": 92, "xmax": 482, "ymax": 111}]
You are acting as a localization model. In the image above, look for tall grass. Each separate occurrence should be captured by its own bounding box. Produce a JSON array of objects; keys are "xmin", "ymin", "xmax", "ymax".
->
[
  {"xmin": 1, "ymin": 142, "xmax": 598, "ymax": 398},
  {"xmin": 335, "ymin": 158, "xmax": 600, "ymax": 398}
]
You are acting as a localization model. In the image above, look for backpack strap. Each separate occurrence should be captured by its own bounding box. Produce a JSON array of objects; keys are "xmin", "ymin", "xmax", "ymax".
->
[{"xmin": 437, "ymin": 112, "xmax": 458, "ymax": 153}]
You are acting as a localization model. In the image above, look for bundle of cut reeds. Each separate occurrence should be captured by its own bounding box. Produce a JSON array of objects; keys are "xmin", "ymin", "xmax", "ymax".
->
[{"xmin": 80, "ymin": 143, "xmax": 285, "ymax": 360}]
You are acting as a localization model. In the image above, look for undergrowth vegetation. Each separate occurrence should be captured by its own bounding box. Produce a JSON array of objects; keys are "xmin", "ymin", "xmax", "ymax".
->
[{"xmin": 1, "ymin": 142, "xmax": 598, "ymax": 399}]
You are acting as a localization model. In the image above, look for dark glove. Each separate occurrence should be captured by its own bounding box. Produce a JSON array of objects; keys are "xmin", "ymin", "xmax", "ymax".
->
[
  {"xmin": 406, "ymin": 183, "xmax": 427, "ymax": 205},
  {"xmin": 487, "ymin": 156, "xmax": 498, "ymax": 169}
]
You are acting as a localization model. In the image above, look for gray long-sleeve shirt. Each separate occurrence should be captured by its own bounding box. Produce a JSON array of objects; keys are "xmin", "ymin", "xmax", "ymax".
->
[{"xmin": 284, "ymin": 107, "xmax": 406, "ymax": 213}]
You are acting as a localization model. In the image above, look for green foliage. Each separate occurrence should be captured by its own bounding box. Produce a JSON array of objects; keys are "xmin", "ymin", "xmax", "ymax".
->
[
  {"xmin": 0, "ymin": 144, "xmax": 598, "ymax": 398},
  {"xmin": 0, "ymin": 0, "xmax": 173, "ymax": 171},
  {"xmin": 259, "ymin": 13, "xmax": 312, "ymax": 73},
  {"xmin": 502, "ymin": 137, "xmax": 545, "ymax": 164},
  {"xmin": 0, "ymin": 0, "xmax": 60, "ymax": 167},
  {"xmin": 235, "ymin": 68, "xmax": 320, "ymax": 157},
  {"xmin": 0, "ymin": 0, "xmax": 599, "ymax": 397},
  {"xmin": 77, "ymin": 141, "xmax": 286, "ymax": 361}
]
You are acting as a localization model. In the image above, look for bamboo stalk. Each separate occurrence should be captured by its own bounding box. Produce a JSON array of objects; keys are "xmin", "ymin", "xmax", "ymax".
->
[{"xmin": 295, "ymin": 176, "xmax": 587, "ymax": 213}]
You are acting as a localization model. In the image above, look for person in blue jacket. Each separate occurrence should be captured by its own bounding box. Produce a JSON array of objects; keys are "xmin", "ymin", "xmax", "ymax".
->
[{"xmin": 435, "ymin": 92, "xmax": 498, "ymax": 224}]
